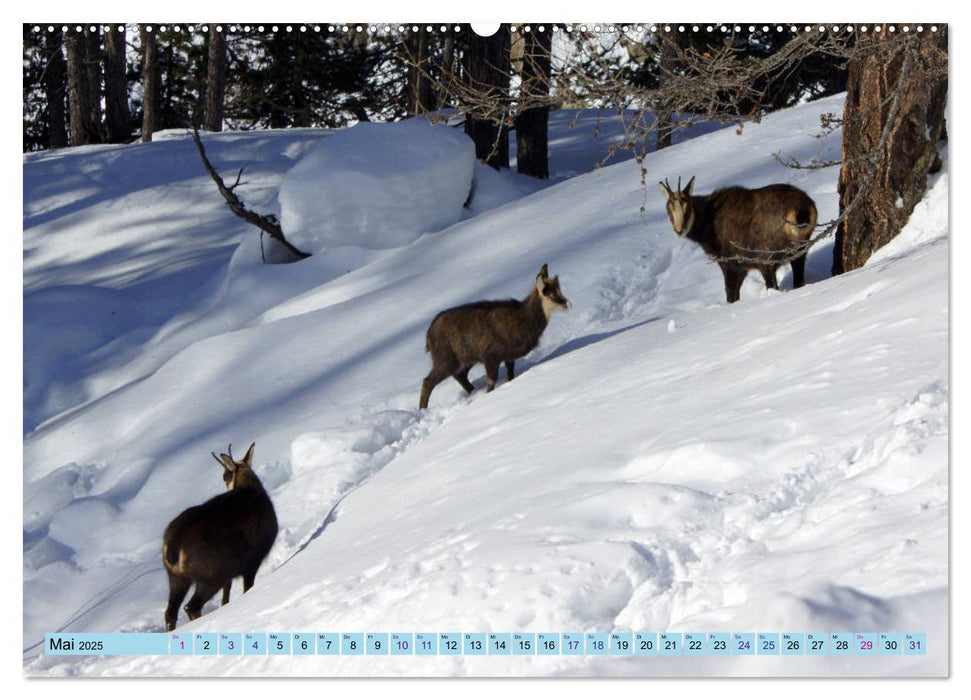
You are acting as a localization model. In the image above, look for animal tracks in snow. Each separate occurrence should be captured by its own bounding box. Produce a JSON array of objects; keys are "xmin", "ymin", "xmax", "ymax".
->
[{"xmin": 269, "ymin": 404, "xmax": 452, "ymax": 572}]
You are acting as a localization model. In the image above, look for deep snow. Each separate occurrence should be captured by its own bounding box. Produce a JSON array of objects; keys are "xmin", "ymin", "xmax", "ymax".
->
[
  {"xmin": 278, "ymin": 118, "xmax": 475, "ymax": 252},
  {"xmin": 22, "ymin": 96, "xmax": 948, "ymax": 677}
]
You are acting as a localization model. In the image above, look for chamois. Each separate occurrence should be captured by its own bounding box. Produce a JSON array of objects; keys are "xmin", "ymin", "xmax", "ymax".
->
[
  {"xmin": 659, "ymin": 176, "xmax": 818, "ymax": 303},
  {"xmin": 162, "ymin": 443, "xmax": 278, "ymax": 631},
  {"xmin": 419, "ymin": 263, "xmax": 570, "ymax": 409}
]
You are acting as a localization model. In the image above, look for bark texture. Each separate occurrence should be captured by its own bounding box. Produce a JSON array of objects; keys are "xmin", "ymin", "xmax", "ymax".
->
[
  {"xmin": 833, "ymin": 26, "xmax": 948, "ymax": 274},
  {"xmin": 140, "ymin": 27, "xmax": 159, "ymax": 143},
  {"xmin": 84, "ymin": 27, "xmax": 103, "ymax": 139},
  {"xmin": 104, "ymin": 25, "xmax": 129, "ymax": 143},
  {"xmin": 205, "ymin": 28, "xmax": 227, "ymax": 132},
  {"xmin": 65, "ymin": 29, "xmax": 94, "ymax": 145}
]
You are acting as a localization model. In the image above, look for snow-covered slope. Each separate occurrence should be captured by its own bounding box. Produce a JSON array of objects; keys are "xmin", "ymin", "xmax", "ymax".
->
[{"xmin": 22, "ymin": 96, "xmax": 948, "ymax": 677}]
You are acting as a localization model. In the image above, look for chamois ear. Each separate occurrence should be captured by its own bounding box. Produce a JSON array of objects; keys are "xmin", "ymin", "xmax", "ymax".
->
[
  {"xmin": 536, "ymin": 264, "xmax": 549, "ymax": 291},
  {"xmin": 219, "ymin": 453, "xmax": 236, "ymax": 472},
  {"xmin": 658, "ymin": 180, "xmax": 672, "ymax": 198},
  {"xmin": 684, "ymin": 175, "xmax": 695, "ymax": 197},
  {"xmin": 242, "ymin": 442, "xmax": 256, "ymax": 467},
  {"xmin": 211, "ymin": 451, "xmax": 228, "ymax": 469}
]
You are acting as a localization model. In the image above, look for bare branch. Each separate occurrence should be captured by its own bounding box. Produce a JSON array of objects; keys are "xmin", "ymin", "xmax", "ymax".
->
[
  {"xmin": 227, "ymin": 165, "xmax": 248, "ymax": 193},
  {"xmin": 189, "ymin": 123, "xmax": 310, "ymax": 260},
  {"xmin": 773, "ymin": 151, "xmax": 842, "ymax": 169}
]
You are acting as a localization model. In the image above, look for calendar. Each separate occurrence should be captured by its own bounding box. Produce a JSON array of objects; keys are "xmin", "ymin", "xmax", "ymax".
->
[{"xmin": 45, "ymin": 631, "xmax": 927, "ymax": 657}]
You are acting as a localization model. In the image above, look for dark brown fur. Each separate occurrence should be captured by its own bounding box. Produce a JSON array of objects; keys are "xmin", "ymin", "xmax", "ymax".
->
[
  {"xmin": 419, "ymin": 264, "xmax": 570, "ymax": 409},
  {"xmin": 162, "ymin": 443, "xmax": 278, "ymax": 631},
  {"xmin": 660, "ymin": 176, "xmax": 818, "ymax": 303}
]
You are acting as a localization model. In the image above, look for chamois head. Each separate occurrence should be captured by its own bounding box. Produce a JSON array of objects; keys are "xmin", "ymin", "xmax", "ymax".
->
[
  {"xmin": 659, "ymin": 175, "xmax": 696, "ymax": 236},
  {"xmin": 535, "ymin": 263, "xmax": 571, "ymax": 317},
  {"xmin": 211, "ymin": 443, "xmax": 257, "ymax": 491}
]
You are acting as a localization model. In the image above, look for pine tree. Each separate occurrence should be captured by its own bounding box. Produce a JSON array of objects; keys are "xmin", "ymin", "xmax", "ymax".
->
[
  {"xmin": 140, "ymin": 26, "xmax": 159, "ymax": 142},
  {"xmin": 514, "ymin": 27, "xmax": 551, "ymax": 178},
  {"xmin": 65, "ymin": 27, "xmax": 96, "ymax": 145},
  {"xmin": 231, "ymin": 29, "xmax": 383, "ymax": 129},
  {"xmin": 23, "ymin": 26, "xmax": 69, "ymax": 150},
  {"xmin": 464, "ymin": 26, "xmax": 510, "ymax": 170},
  {"xmin": 205, "ymin": 27, "xmax": 227, "ymax": 131},
  {"xmin": 103, "ymin": 25, "xmax": 129, "ymax": 143},
  {"xmin": 156, "ymin": 26, "xmax": 207, "ymax": 130},
  {"xmin": 45, "ymin": 31, "xmax": 68, "ymax": 149},
  {"xmin": 84, "ymin": 26, "xmax": 103, "ymax": 140}
]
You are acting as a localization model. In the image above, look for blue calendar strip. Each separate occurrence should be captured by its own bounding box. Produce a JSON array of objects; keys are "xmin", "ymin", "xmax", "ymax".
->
[{"xmin": 43, "ymin": 631, "xmax": 927, "ymax": 656}]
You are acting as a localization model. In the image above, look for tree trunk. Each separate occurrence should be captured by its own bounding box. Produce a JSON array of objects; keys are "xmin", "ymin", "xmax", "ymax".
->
[
  {"xmin": 84, "ymin": 27, "xmax": 103, "ymax": 141},
  {"xmin": 655, "ymin": 35, "xmax": 678, "ymax": 151},
  {"xmin": 65, "ymin": 30, "xmax": 94, "ymax": 145},
  {"xmin": 833, "ymin": 26, "xmax": 948, "ymax": 274},
  {"xmin": 140, "ymin": 26, "xmax": 159, "ymax": 142},
  {"xmin": 205, "ymin": 28, "xmax": 227, "ymax": 132},
  {"xmin": 417, "ymin": 31, "xmax": 436, "ymax": 113},
  {"xmin": 514, "ymin": 28, "xmax": 551, "ymax": 179},
  {"xmin": 158, "ymin": 34, "xmax": 180, "ymax": 130},
  {"xmin": 464, "ymin": 26, "xmax": 510, "ymax": 170},
  {"xmin": 442, "ymin": 32, "xmax": 455, "ymax": 80},
  {"xmin": 406, "ymin": 30, "xmax": 435, "ymax": 114},
  {"xmin": 439, "ymin": 32, "xmax": 455, "ymax": 111},
  {"xmin": 44, "ymin": 29, "xmax": 68, "ymax": 149},
  {"xmin": 103, "ymin": 25, "xmax": 129, "ymax": 143}
]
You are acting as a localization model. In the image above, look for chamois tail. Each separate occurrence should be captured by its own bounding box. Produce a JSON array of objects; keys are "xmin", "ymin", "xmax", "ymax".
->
[
  {"xmin": 163, "ymin": 542, "xmax": 182, "ymax": 570},
  {"xmin": 783, "ymin": 205, "xmax": 817, "ymax": 239}
]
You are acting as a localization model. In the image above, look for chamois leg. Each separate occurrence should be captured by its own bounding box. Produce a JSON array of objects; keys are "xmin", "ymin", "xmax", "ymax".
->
[
  {"xmin": 184, "ymin": 581, "xmax": 221, "ymax": 621},
  {"xmin": 759, "ymin": 266, "xmax": 779, "ymax": 291},
  {"xmin": 790, "ymin": 254, "xmax": 807, "ymax": 289},
  {"xmin": 719, "ymin": 262, "xmax": 747, "ymax": 304},
  {"xmin": 505, "ymin": 361, "xmax": 515, "ymax": 381},
  {"xmin": 484, "ymin": 360, "xmax": 500, "ymax": 392},
  {"xmin": 221, "ymin": 582, "xmax": 231, "ymax": 606},
  {"xmin": 452, "ymin": 366, "xmax": 475, "ymax": 394},
  {"xmin": 165, "ymin": 571, "xmax": 191, "ymax": 631},
  {"xmin": 242, "ymin": 569, "xmax": 257, "ymax": 594},
  {"xmin": 419, "ymin": 365, "xmax": 452, "ymax": 410}
]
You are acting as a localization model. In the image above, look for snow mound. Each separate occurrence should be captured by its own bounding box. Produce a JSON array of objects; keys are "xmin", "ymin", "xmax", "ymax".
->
[{"xmin": 277, "ymin": 119, "xmax": 475, "ymax": 251}]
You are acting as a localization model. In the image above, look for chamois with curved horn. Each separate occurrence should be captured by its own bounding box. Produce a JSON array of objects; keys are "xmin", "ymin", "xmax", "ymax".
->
[
  {"xmin": 659, "ymin": 176, "xmax": 818, "ymax": 303},
  {"xmin": 419, "ymin": 264, "xmax": 571, "ymax": 409},
  {"xmin": 162, "ymin": 443, "xmax": 278, "ymax": 631}
]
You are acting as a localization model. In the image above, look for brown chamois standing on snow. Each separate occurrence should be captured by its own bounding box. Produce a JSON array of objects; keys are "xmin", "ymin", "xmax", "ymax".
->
[
  {"xmin": 659, "ymin": 176, "xmax": 818, "ymax": 303},
  {"xmin": 162, "ymin": 443, "xmax": 278, "ymax": 631},
  {"xmin": 419, "ymin": 263, "xmax": 571, "ymax": 409}
]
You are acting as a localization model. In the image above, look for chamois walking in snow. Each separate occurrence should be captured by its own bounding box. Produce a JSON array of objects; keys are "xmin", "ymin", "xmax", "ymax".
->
[
  {"xmin": 419, "ymin": 263, "xmax": 571, "ymax": 409},
  {"xmin": 162, "ymin": 443, "xmax": 278, "ymax": 631},
  {"xmin": 659, "ymin": 176, "xmax": 818, "ymax": 303}
]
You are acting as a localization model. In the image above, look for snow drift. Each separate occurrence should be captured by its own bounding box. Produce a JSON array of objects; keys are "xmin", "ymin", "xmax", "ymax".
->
[{"xmin": 277, "ymin": 118, "xmax": 475, "ymax": 251}]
